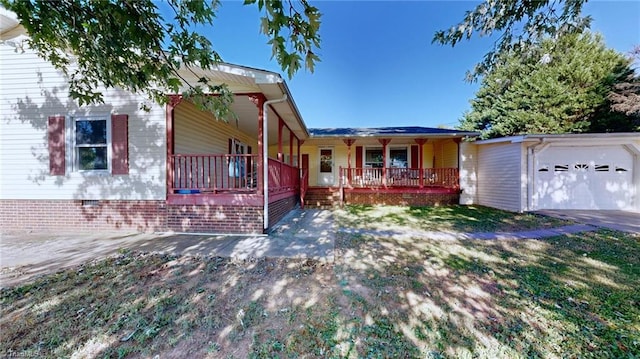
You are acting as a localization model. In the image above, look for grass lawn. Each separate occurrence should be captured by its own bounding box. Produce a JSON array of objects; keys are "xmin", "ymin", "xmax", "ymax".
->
[
  {"xmin": 1, "ymin": 206, "xmax": 638, "ymax": 358},
  {"xmin": 335, "ymin": 205, "xmax": 574, "ymax": 233}
]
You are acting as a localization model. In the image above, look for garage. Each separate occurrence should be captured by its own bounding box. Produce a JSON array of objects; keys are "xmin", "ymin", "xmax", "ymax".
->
[
  {"xmin": 468, "ymin": 133, "xmax": 640, "ymax": 213},
  {"xmin": 534, "ymin": 145, "xmax": 634, "ymax": 210}
]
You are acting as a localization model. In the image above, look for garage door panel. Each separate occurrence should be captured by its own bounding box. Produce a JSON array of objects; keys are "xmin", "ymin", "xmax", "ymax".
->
[{"xmin": 534, "ymin": 146, "xmax": 633, "ymax": 210}]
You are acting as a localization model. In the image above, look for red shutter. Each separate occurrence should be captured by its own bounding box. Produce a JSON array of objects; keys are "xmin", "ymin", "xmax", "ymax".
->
[
  {"xmin": 411, "ymin": 145, "xmax": 419, "ymax": 168},
  {"xmin": 48, "ymin": 116, "xmax": 66, "ymax": 176},
  {"xmin": 355, "ymin": 146, "xmax": 363, "ymax": 168},
  {"xmin": 111, "ymin": 114, "xmax": 129, "ymax": 175}
]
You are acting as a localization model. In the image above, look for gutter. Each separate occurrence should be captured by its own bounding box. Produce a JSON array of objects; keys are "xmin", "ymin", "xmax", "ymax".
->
[{"xmin": 262, "ymin": 94, "xmax": 288, "ymax": 232}]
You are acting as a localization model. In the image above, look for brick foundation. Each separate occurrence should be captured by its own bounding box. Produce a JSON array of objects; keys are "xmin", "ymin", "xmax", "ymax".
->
[
  {"xmin": 268, "ymin": 194, "xmax": 298, "ymax": 229},
  {"xmin": 167, "ymin": 204, "xmax": 263, "ymax": 234},
  {"xmin": 345, "ymin": 190, "xmax": 460, "ymax": 206},
  {"xmin": 0, "ymin": 200, "xmax": 166, "ymax": 233},
  {"xmin": 0, "ymin": 199, "xmax": 265, "ymax": 234}
]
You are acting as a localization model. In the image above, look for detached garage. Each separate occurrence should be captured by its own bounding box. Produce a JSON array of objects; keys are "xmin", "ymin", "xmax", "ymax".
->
[{"xmin": 462, "ymin": 133, "xmax": 640, "ymax": 212}]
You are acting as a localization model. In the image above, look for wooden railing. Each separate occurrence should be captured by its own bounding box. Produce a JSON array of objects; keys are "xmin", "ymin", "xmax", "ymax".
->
[
  {"xmin": 268, "ymin": 158, "xmax": 300, "ymax": 194},
  {"xmin": 300, "ymin": 168, "xmax": 309, "ymax": 208},
  {"xmin": 340, "ymin": 167, "xmax": 459, "ymax": 189},
  {"xmin": 170, "ymin": 154, "xmax": 258, "ymax": 193}
]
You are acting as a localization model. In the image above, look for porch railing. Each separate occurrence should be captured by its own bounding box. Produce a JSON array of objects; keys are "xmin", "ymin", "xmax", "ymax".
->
[
  {"xmin": 340, "ymin": 167, "xmax": 459, "ymax": 189},
  {"xmin": 300, "ymin": 168, "xmax": 309, "ymax": 208},
  {"xmin": 268, "ymin": 158, "xmax": 300, "ymax": 194},
  {"xmin": 170, "ymin": 154, "xmax": 258, "ymax": 193}
]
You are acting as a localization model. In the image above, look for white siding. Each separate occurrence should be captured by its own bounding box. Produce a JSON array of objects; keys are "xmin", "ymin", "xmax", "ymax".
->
[
  {"xmin": 0, "ymin": 42, "xmax": 166, "ymax": 200},
  {"xmin": 476, "ymin": 142, "xmax": 523, "ymax": 212},
  {"xmin": 459, "ymin": 142, "xmax": 477, "ymax": 205}
]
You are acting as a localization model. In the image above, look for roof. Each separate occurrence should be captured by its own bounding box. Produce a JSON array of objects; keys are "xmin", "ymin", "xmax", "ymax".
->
[
  {"xmin": 475, "ymin": 132, "xmax": 640, "ymax": 145},
  {"xmin": 308, "ymin": 126, "xmax": 479, "ymax": 138}
]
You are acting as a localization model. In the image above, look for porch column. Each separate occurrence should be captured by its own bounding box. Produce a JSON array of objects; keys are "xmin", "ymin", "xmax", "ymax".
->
[
  {"xmin": 166, "ymin": 95, "xmax": 182, "ymax": 196},
  {"xmin": 343, "ymin": 138, "xmax": 356, "ymax": 185},
  {"xmin": 289, "ymin": 131, "xmax": 295, "ymax": 166},
  {"xmin": 249, "ymin": 94, "xmax": 266, "ymax": 195},
  {"xmin": 415, "ymin": 139, "xmax": 428, "ymax": 188},
  {"xmin": 298, "ymin": 139, "xmax": 304, "ymax": 166},
  {"xmin": 278, "ymin": 118, "xmax": 284, "ymax": 161},
  {"xmin": 379, "ymin": 138, "xmax": 391, "ymax": 187}
]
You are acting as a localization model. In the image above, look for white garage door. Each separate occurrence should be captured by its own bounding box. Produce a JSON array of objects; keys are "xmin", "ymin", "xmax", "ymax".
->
[{"xmin": 534, "ymin": 146, "xmax": 634, "ymax": 210}]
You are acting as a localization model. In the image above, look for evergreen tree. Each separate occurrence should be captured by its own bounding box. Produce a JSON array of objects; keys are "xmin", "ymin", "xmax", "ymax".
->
[{"xmin": 459, "ymin": 33, "xmax": 638, "ymax": 139}]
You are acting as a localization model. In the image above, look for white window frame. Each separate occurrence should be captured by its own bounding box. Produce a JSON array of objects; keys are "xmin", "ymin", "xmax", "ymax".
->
[
  {"xmin": 389, "ymin": 146, "xmax": 409, "ymax": 168},
  {"xmin": 364, "ymin": 146, "xmax": 383, "ymax": 168},
  {"xmin": 362, "ymin": 145, "xmax": 412, "ymax": 168},
  {"xmin": 71, "ymin": 115, "xmax": 112, "ymax": 173}
]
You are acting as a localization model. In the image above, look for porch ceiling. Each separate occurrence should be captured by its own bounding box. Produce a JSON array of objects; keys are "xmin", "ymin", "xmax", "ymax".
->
[
  {"xmin": 229, "ymin": 96, "xmax": 306, "ymax": 145},
  {"xmin": 177, "ymin": 62, "xmax": 309, "ymax": 143}
]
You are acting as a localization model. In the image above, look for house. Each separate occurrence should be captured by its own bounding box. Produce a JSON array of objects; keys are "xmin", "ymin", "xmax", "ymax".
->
[
  {"xmin": 0, "ymin": 10, "xmax": 308, "ymax": 234},
  {"xmin": 1, "ymin": 9, "xmax": 638, "ymax": 236},
  {"xmin": 461, "ymin": 134, "xmax": 640, "ymax": 212}
]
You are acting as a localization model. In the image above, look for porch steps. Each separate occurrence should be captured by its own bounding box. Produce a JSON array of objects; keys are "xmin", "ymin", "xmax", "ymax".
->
[{"xmin": 304, "ymin": 187, "xmax": 341, "ymax": 208}]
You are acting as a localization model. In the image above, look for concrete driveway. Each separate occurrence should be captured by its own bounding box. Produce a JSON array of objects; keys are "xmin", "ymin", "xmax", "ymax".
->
[
  {"xmin": 0, "ymin": 209, "xmax": 335, "ymax": 287},
  {"xmin": 535, "ymin": 210, "xmax": 640, "ymax": 234}
]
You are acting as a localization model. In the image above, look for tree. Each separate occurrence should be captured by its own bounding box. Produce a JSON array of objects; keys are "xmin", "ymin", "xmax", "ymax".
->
[
  {"xmin": 608, "ymin": 46, "xmax": 640, "ymax": 118},
  {"xmin": 458, "ymin": 32, "xmax": 638, "ymax": 139},
  {"xmin": 433, "ymin": 0, "xmax": 590, "ymax": 81},
  {"xmin": 1, "ymin": 0, "xmax": 321, "ymax": 118}
]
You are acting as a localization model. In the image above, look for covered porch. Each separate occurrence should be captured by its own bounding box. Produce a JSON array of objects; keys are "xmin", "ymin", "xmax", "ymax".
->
[
  {"xmin": 162, "ymin": 64, "xmax": 309, "ymax": 233},
  {"xmin": 166, "ymin": 94, "xmax": 305, "ymax": 203},
  {"xmin": 300, "ymin": 127, "xmax": 477, "ymax": 207}
]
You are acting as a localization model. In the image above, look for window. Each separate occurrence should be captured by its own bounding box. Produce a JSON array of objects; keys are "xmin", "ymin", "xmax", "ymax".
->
[
  {"xmin": 365, "ymin": 148, "xmax": 383, "ymax": 168},
  {"xmin": 48, "ymin": 114, "xmax": 128, "ymax": 176},
  {"xmin": 74, "ymin": 117, "xmax": 109, "ymax": 171},
  {"xmin": 595, "ymin": 164, "xmax": 609, "ymax": 172},
  {"xmin": 554, "ymin": 164, "xmax": 569, "ymax": 172},
  {"xmin": 389, "ymin": 147, "xmax": 408, "ymax": 168},
  {"xmin": 320, "ymin": 149, "xmax": 333, "ymax": 173}
]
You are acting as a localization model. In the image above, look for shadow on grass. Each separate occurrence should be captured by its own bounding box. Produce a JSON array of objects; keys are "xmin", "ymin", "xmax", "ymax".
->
[
  {"xmin": 1, "ymin": 228, "xmax": 638, "ymax": 358},
  {"xmin": 333, "ymin": 228, "xmax": 639, "ymax": 357},
  {"xmin": 337, "ymin": 204, "xmax": 572, "ymax": 233}
]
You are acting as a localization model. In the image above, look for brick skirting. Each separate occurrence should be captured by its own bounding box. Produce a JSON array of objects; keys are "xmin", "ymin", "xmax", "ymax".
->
[
  {"xmin": 0, "ymin": 200, "xmax": 265, "ymax": 234},
  {"xmin": 345, "ymin": 190, "xmax": 460, "ymax": 206},
  {"xmin": 167, "ymin": 204, "xmax": 263, "ymax": 234},
  {"xmin": 268, "ymin": 194, "xmax": 298, "ymax": 229}
]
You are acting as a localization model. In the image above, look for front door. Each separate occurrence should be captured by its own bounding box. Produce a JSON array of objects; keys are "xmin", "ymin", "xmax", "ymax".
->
[{"xmin": 318, "ymin": 148, "xmax": 334, "ymax": 185}]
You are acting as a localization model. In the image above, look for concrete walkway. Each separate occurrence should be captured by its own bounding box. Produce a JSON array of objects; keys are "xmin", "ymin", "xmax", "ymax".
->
[
  {"xmin": 0, "ymin": 209, "xmax": 335, "ymax": 287},
  {"xmin": 535, "ymin": 210, "xmax": 640, "ymax": 234},
  {"xmin": 0, "ymin": 208, "xmax": 602, "ymax": 287}
]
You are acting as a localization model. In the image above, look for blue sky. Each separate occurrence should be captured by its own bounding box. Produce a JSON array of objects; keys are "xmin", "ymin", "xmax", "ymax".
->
[{"xmin": 192, "ymin": 1, "xmax": 640, "ymax": 129}]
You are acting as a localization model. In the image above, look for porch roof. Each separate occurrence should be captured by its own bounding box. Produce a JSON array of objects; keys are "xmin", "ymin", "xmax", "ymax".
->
[
  {"xmin": 308, "ymin": 126, "xmax": 479, "ymax": 139},
  {"xmin": 177, "ymin": 62, "xmax": 310, "ymax": 140}
]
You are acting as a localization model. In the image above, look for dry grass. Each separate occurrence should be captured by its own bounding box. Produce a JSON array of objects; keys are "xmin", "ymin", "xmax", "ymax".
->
[{"xmin": 1, "ymin": 207, "xmax": 638, "ymax": 358}]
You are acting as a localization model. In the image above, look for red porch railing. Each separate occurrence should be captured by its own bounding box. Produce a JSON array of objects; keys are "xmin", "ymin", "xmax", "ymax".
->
[
  {"xmin": 268, "ymin": 158, "xmax": 300, "ymax": 194},
  {"xmin": 170, "ymin": 154, "xmax": 258, "ymax": 193},
  {"xmin": 300, "ymin": 168, "xmax": 309, "ymax": 208},
  {"xmin": 340, "ymin": 167, "xmax": 459, "ymax": 189}
]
